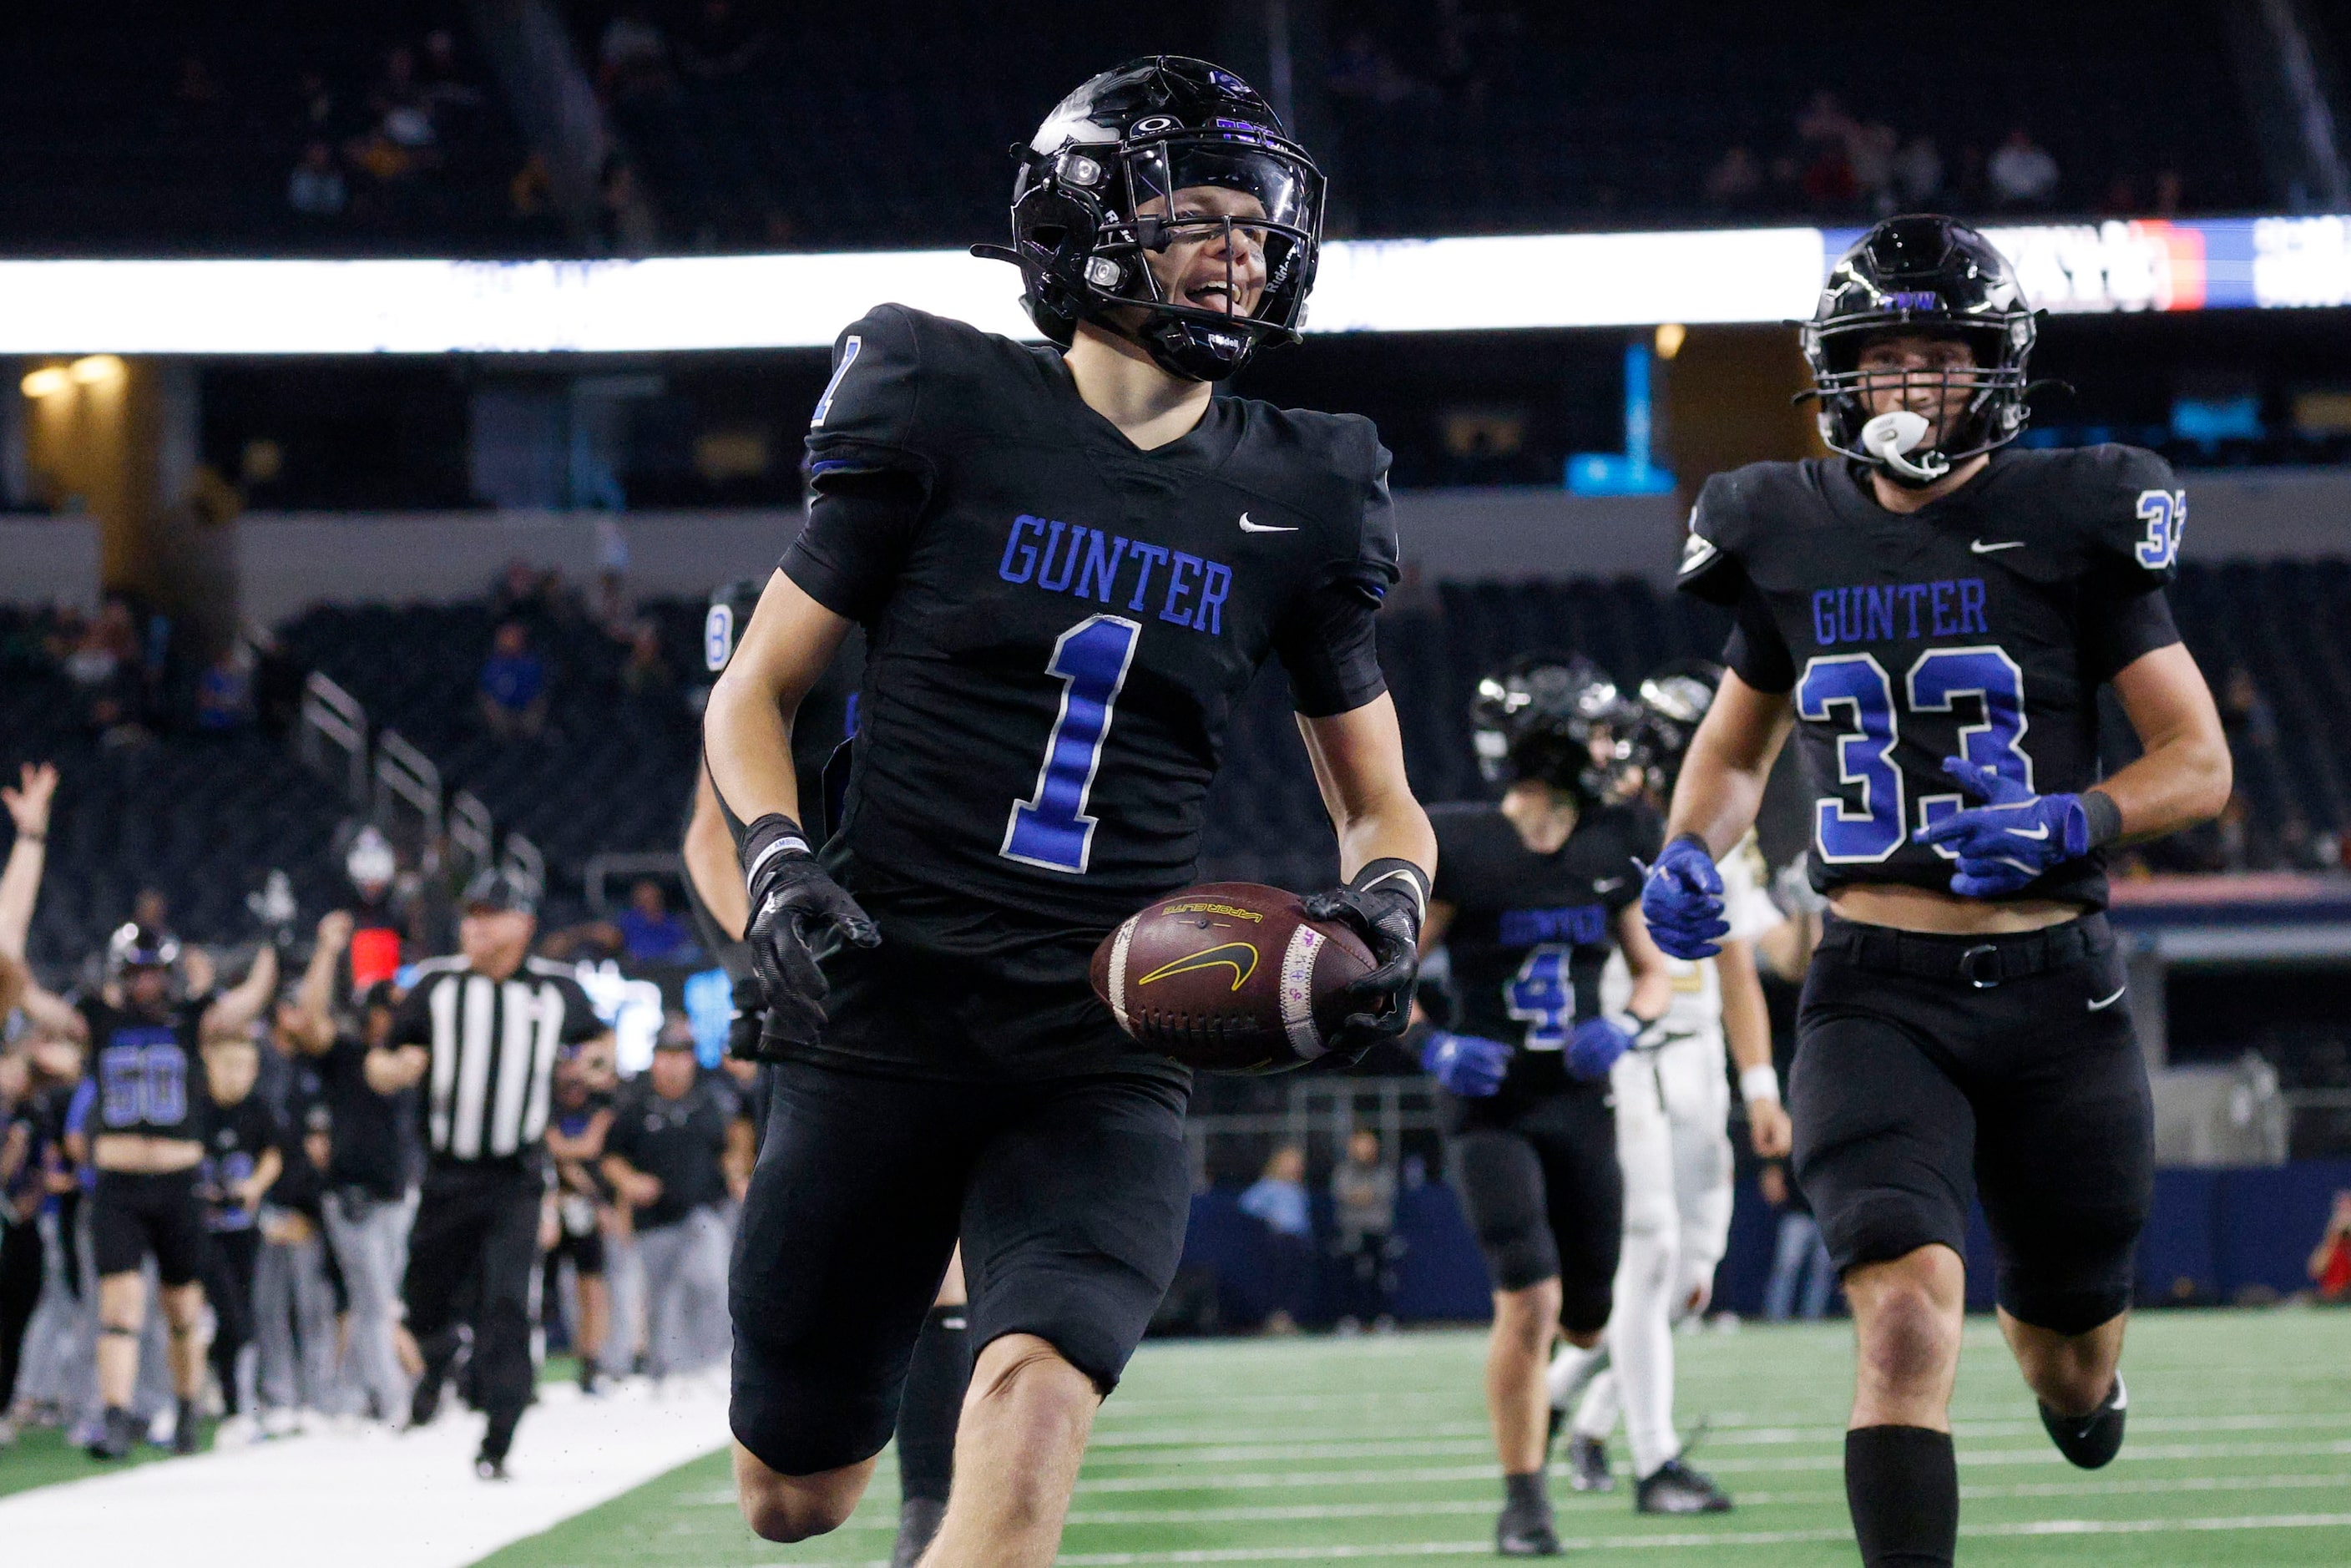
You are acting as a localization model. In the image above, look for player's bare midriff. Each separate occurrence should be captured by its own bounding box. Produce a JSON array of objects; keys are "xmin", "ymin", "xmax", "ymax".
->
[
  {"xmin": 1829, "ymin": 883, "xmax": 2086, "ymax": 936},
  {"xmin": 92, "ymin": 1131, "xmax": 204, "ymax": 1175}
]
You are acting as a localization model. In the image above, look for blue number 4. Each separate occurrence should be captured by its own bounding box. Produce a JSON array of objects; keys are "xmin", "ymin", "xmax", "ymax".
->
[
  {"xmin": 1001, "ymin": 615, "xmax": 1142, "ymax": 874},
  {"xmin": 1505, "ymin": 946, "xmax": 1575, "ymax": 1052}
]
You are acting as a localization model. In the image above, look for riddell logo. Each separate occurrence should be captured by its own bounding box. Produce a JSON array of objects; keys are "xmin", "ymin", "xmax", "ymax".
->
[{"xmin": 1137, "ymin": 942, "xmax": 1261, "ymax": 992}]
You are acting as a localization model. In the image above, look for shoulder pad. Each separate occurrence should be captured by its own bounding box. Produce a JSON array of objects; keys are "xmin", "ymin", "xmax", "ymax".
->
[
  {"xmin": 2067, "ymin": 443, "xmax": 2185, "ymax": 588},
  {"xmin": 1677, "ymin": 464, "xmax": 1777, "ymax": 605}
]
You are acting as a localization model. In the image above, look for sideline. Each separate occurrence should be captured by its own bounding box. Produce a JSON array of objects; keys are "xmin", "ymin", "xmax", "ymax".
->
[{"xmin": 0, "ymin": 1382, "xmax": 729, "ymax": 1568}]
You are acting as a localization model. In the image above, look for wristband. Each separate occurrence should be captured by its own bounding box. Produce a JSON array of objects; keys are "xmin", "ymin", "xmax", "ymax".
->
[
  {"xmin": 1740, "ymin": 1065, "xmax": 1782, "ymax": 1105},
  {"xmin": 2081, "ymin": 790, "xmax": 2123, "ymax": 849},
  {"xmin": 1352, "ymin": 857, "xmax": 1432, "ymax": 929},
  {"xmin": 1666, "ymin": 832, "xmax": 1710, "ymax": 855},
  {"xmin": 740, "ymin": 813, "xmax": 810, "ymax": 888}
]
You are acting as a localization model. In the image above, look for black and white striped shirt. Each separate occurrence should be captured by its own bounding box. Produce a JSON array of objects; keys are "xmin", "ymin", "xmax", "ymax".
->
[{"xmin": 392, "ymin": 957, "xmax": 605, "ymax": 1162}]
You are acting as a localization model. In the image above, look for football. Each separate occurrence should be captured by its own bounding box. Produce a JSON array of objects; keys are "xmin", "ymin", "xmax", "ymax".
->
[{"xmin": 1090, "ymin": 882, "xmax": 1378, "ymax": 1074}]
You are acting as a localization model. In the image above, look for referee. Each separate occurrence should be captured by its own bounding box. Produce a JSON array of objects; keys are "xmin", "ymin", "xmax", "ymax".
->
[{"xmin": 378, "ymin": 867, "xmax": 607, "ymax": 1478}]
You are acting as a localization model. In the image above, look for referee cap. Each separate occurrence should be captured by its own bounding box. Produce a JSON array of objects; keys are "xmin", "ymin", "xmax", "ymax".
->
[{"xmin": 461, "ymin": 866, "xmax": 538, "ymax": 918}]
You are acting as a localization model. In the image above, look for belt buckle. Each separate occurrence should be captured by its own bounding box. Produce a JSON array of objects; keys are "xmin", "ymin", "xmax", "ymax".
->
[{"xmin": 1959, "ymin": 943, "xmax": 2000, "ymax": 989}]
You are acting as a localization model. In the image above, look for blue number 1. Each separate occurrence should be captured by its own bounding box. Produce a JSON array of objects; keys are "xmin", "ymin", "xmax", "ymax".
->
[{"xmin": 1001, "ymin": 615, "xmax": 1142, "ymax": 874}]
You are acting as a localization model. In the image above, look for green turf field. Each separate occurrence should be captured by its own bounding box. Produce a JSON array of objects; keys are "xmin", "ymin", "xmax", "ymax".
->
[{"xmin": 482, "ymin": 1308, "xmax": 2351, "ymax": 1566}]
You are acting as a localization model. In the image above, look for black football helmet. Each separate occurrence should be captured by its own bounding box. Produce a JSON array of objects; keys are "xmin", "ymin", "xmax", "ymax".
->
[
  {"xmin": 105, "ymin": 922, "xmax": 180, "ymax": 988},
  {"xmin": 1801, "ymin": 215, "xmax": 2038, "ymax": 486},
  {"xmin": 703, "ymin": 576, "xmax": 764, "ymax": 675},
  {"xmin": 1471, "ymin": 653, "xmax": 1639, "ymax": 806},
  {"xmin": 1631, "ymin": 658, "xmax": 1725, "ymax": 799},
  {"xmin": 975, "ymin": 56, "xmax": 1324, "ymax": 383}
]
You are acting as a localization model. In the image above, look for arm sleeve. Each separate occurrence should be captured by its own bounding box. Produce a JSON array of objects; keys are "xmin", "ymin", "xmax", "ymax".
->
[
  {"xmin": 389, "ymin": 983, "xmax": 432, "ymax": 1046},
  {"xmin": 559, "ymin": 979, "xmax": 607, "ymax": 1044},
  {"xmin": 1722, "ymin": 584, "xmax": 1797, "ymax": 694},
  {"xmin": 2075, "ymin": 446, "xmax": 2186, "ymax": 683},
  {"xmin": 782, "ymin": 307, "xmax": 935, "ymax": 623},
  {"xmin": 1673, "ymin": 475, "xmax": 1751, "ymax": 609},
  {"xmin": 1275, "ymin": 421, "xmax": 1399, "ymax": 718}
]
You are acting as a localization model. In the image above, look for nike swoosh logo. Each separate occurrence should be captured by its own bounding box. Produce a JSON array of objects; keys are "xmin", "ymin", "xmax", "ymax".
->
[
  {"xmin": 1135, "ymin": 941, "xmax": 1261, "ymax": 992},
  {"xmin": 1970, "ymin": 539, "xmax": 2025, "ymax": 554},
  {"xmin": 2002, "ymin": 824, "xmax": 2050, "ymax": 841},
  {"xmin": 2088, "ymin": 985, "xmax": 2126, "ymax": 1011},
  {"xmin": 1238, "ymin": 513, "xmax": 1297, "ymax": 534}
]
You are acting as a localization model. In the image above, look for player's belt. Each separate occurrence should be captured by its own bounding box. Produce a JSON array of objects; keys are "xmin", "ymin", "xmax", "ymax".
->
[{"xmin": 1823, "ymin": 913, "xmax": 2108, "ymax": 990}]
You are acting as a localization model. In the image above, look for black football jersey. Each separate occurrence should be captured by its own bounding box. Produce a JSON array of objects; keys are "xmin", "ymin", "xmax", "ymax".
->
[
  {"xmin": 1678, "ymin": 446, "xmax": 2184, "ymax": 909},
  {"xmin": 784, "ymin": 304, "xmax": 1397, "ymax": 978},
  {"xmin": 77, "ymin": 998, "xmax": 212, "ymax": 1141},
  {"xmin": 1429, "ymin": 802, "xmax": 1654, "ymax": 1104},
  {"xmin": 202, "ymin": 1095, "xmax": 286, "ymax": 1232}
]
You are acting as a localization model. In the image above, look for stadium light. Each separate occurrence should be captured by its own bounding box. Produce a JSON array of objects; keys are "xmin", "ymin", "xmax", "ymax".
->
[
  {"xmin": 68, "ymin": 353, "xmax": 124, "ymax": 384},
  {"xmin": 0, "ymin": 215, "xmax": 2339, "ymax": 355},
  {"xmin": 20, "ymin": 365, "xmax": 69, "ymax": 397}
]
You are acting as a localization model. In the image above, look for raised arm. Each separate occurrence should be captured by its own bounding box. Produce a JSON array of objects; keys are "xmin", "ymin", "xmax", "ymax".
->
[
  {"xmin": 286, "ymin": 912, "xmax": 353, "ymax": 1055},
  {"xmin": 201, "ymin": 943, "xmax": 281, "ymax": 1041},
  {"xmin": 0, "ymin": 762, "xmax": 58, "ymax": 959}
]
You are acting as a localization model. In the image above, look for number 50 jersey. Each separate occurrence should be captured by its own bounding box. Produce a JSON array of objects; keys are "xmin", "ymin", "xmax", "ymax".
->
[
  {"xmin": 1676, "ymin": 445, "xmax": 2186, "ymax": 910},
  {"xmin": 783, "ymin": 304, "xmax": 1397, "ymax": 979}
]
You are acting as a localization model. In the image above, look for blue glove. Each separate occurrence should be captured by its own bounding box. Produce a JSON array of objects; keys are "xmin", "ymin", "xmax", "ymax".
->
[
  {"xmin": 1567, "ymin": 1015, "xmax": 1636, "ymax": 1082},
  {"xmin": 1420, "ymin": 1031, "xmax": 1512, "ymax": 1097},
  {"xmin": 1912, "ymin": 758, "xmax": 2095, "ymax": 898},
  {"xmin": 1641, "ymin": 835, "xmax": 1730, "ymax": 959}
]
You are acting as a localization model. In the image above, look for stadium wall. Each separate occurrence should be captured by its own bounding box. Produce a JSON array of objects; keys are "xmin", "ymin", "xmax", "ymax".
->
[{"xmin": 2, "ymin": 467, "xmax": 2345, "ymax": 617}]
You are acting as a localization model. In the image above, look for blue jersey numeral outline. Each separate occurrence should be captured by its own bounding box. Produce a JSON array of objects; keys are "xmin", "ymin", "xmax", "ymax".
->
[
  {"xmin": 810, "ymin": 334, "xmax": 862, "ymax": 428},
  {"xmin": 1001, "ymin": 615, "xmax": 1143, "ymax": 875},
  {"xmin": 1796, "ymin": 653, "xmax": 1906, "ymax": 862},
  {"xmin": 1504, "ymin": 945, "xmax": 1575, "ymax": 1052}
]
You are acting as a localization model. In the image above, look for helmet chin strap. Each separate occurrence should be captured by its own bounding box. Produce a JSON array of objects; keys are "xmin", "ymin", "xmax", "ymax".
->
[{"xmin": 1860, "ymin": 409, "xmax": 1951, "ymax": 484}]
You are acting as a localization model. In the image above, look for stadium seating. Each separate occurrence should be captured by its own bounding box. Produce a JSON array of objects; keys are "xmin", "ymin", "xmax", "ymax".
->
[{"xmin": 0, "ymin": 0, "xmax": 540, "ymax": 256}]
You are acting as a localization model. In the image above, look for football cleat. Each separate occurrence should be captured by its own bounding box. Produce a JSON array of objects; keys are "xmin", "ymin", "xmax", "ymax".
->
[
  {"xmin": 891, "ymin": 1497, "xmax": 947, "ymax": 1568},
  {"xmin": 2040, "ymin": 1373, "xmax": 2126, "ymax": 1469},
  {"xmin": 88, "ymin": 1405, "xmax": 138, "ymax": 1461},
  {"xmin": 1568, "ymin": 1434, "xmax": 1615, "ymax": 1493},
  {"xmin": 475, "ymin": 1454, "xmax": 511, "ymax": 1481},
  {"xmin": 1636, "ymin": 1456, "xmax": 1732, "ymax": 1515},
  {"xmin": 1495, "ymin": 1495, "xmax": 1562, "ymax": 1557}
]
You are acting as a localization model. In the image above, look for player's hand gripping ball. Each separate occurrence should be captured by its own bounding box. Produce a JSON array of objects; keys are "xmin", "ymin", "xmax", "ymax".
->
[
  {"xmin": 1091, "ymin": 883, "xmax": 1378, "ymax": 1073},
  {"xmin": 1912, "ymin": 757, "xmax": 2096, "ymax": 898},
  {"xmin": 1641, "ymin": 834, "xmax": 1730, "ymax": 959}
]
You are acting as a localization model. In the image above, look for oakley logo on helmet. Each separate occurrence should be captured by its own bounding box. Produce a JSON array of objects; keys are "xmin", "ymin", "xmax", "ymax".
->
[{"xmin": 1130, "ymin": 114, "xmax": 1179, "ymax": 135}]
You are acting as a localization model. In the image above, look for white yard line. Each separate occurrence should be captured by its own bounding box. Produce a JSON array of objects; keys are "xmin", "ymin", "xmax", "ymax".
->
[
  {"xmin": 0, "ymin": 1382, "xmax": 730, "ymax": 1568},
  {"xmin": 1044, "ymin": 1511, "xmax": 2351, "ymax": 1563}
]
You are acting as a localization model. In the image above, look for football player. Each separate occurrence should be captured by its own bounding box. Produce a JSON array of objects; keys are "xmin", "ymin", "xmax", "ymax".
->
[
  {"xmin": 14, "ymin": 924, "xmax": 280, "ymax": 1458},
  {"xmin": 688, "ymin": 581, "xmax": 966, "ymax": 1568},
  {"xmin": 1556, "ymin": 660, "xmax": 1790, "ymax": 1512},
  {"xmin": 1413, "ymin": 655, "xmax": 1671, "ymax": 1556},
  {"xmin": 1650, "ymin": 216, "xmax": 2230, "ymax": 1568},
  {"xmin": 701, "ymin": 58, "xmax": 1433, "ymax": 1567}
]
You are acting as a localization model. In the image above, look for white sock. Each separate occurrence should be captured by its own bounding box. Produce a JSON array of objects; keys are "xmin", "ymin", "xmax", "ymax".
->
[
  {"xmin": 1570, "ymin": 1365, "xmax": 1620, "ymax": 1441},
  {"xmin": 1545, "ymin": 1338, "xmax": 1606, "ymax": 1412},
  {"xmin": 1611, "ymin": 1222, "xmax": 1681, "ymax": 1479}
]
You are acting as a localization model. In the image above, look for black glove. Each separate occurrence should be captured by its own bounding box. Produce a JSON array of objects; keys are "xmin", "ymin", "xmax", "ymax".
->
[
  {"xmin": 1300, "ymin": 858, "xmax": 1430, "ymax": 1063},
  {"xmin": 739, "ymin": 814, "xmax": 879, "ymax": 1058},
  {"xmin": 710, "ymin": 936, "xmax": 772, "ymax": 1064}
]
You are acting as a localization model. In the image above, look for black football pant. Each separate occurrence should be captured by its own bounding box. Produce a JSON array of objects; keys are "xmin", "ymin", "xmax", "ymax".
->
[
  {"xmin": 203, "ymin": 1226, "xmax": 261, "ymax": 1416},
  {"xmin": 404, "ymin": 1162, "xmax": 541, "ymax": 1459},
  {"xmin": 0, "ymin": 1216, "xmax": 43, "ymax": 1409}
]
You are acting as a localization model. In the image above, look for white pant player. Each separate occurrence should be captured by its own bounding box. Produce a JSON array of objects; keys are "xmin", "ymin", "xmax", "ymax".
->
[{"xmin": 1552, "ymin": 830, "xmax": 1789, "ymax": 1505}]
